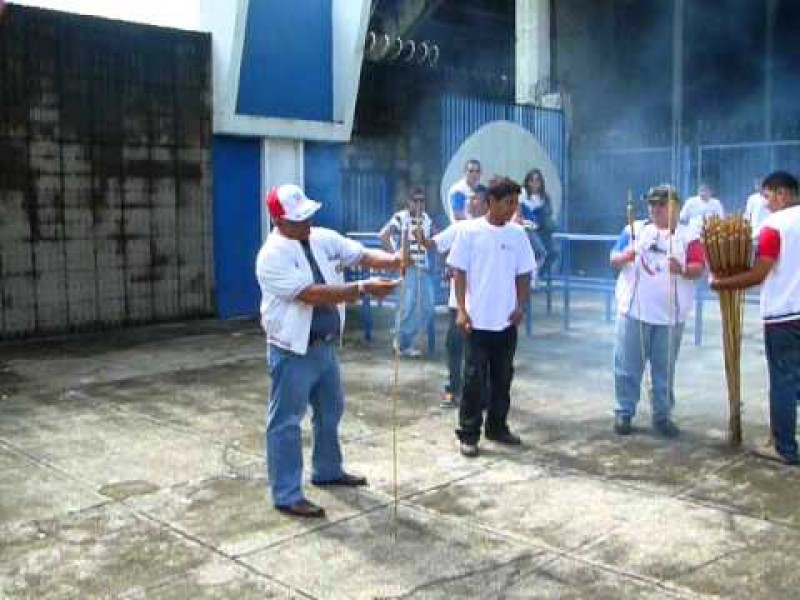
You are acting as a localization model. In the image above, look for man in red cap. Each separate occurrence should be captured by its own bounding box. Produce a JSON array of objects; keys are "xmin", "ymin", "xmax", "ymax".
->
[{"xmin": 256, "ymin": 184, "xmax": 405, "ymax": 517}]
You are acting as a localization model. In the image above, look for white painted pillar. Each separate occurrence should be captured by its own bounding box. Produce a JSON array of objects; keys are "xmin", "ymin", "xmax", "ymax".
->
[
  {"xmin": 515, "ymin": 0, "xmax": 551, "ymax": 105},
  {"xmin": 261, "ymin": 139, "xmax": 304, "ymax": 240}
]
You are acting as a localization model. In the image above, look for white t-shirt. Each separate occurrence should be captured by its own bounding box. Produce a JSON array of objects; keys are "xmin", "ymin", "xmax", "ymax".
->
[
  {"xmin": 447, "ymin": 218, "xmax": 537, "ymax": 331},
  {"xmin": 758, "ymin": 206, "xmax": 800, "ymax": 324},
  {"xmin": 447, "ymin": 178, "xmax": 475, "ymax": 221},
  {"xmin": 744, "ymin": 192, "xmax": 771, "ymax": 239},
  {"xmin": 613, "ymin": 220, "xmax": 701, "ymax": 325},
  {"xmin": 432, "ymin": 221, "xmax": 467, "ymax": 309},
  {"xmin": 380, "ymin": 210, "xmax": 432, "ymax": 269},
  {"xmin": 680, "ymin": 195, "xmax": 725, "ymax": 237}
]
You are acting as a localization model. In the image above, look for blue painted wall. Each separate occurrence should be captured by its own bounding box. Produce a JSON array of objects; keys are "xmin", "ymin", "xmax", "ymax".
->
[
  {"xmin": 304, "ymin": 142, "xmax": 343, "ymax": 230},
  {"xmin": 212, "ymin": 135, "xmax": 262, "ymax": 318},
  {"xmin": 237, "ymin": 0, "xmax": 333, "ymax": 121}
]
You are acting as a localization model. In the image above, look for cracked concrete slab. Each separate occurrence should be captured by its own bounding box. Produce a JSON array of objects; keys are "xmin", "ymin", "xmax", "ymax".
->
[
  {"xmin": 126, "ymin": 477, "xmax": 384, "ymax": 558},
  {"xmin": 0, "ymin": 502, "xmax": 286, "ymax": 599},
  {"xmin": 1, "ymin": 298, "xmax": 799, "ymax": 599},
  {"xmin": 240, "ymin": 504, "xmax": 548, "ymax": 600}
]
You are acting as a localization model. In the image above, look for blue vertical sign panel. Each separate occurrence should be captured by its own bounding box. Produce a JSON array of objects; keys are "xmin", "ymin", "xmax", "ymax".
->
[
  {"xmin": 237, "ymin": 0, "xmax": 333, "ymax": 121},
  {"xmin": 212, "ymin": 135, "xmax": 262, "ymax": 318}
]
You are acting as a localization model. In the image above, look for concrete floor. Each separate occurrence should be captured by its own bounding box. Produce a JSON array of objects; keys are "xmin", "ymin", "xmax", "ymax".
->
[{"xmin": 1, "ymin": 294, "xmax": 799, "ymax": 599}]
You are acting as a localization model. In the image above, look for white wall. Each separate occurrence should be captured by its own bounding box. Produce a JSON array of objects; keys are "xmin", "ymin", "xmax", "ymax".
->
[{"xmin": 260, "ymin": 139, "xmax": 305, "ymax": 240}]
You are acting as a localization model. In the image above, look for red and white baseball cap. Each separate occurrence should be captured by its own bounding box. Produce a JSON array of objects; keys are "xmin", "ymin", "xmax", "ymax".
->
[{"xmin": 266, "ymin": 184, "xmax": 322, "ymax": 222}]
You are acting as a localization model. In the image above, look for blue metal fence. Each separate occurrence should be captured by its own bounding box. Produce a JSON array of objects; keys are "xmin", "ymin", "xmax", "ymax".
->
[
  {"xmin": 341, "ymin": 169, "xmax": 394, "ymax": 233},
  {"xmin": 697, "ymin": 140, "xmax": 800, "ymax": 210}
]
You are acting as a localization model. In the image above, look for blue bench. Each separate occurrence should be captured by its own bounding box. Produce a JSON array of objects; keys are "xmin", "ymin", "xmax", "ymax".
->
[{"xmin": 526, "ymin": 233, "xmax": 619, "ymax": 332}]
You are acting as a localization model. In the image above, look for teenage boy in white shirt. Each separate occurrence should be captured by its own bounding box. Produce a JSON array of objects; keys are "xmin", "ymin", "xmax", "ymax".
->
[
  {"xmin": 712, "ymin": 171, "xmax": 800, "ymax": 465},
  {"xmin": 447, "ymin": 178, "xmax": 537, "ymax": 457}
]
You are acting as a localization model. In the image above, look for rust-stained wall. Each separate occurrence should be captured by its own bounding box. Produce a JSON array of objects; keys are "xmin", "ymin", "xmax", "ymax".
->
[{"xmin": 0, "ymin": 5, "xmax": 213, "ymax": 338}]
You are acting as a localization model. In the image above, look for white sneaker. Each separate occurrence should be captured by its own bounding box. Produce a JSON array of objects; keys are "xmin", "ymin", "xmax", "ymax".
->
[{"xmin": 401, "ymin": 348, "xmax": 421, "ymax": 358}]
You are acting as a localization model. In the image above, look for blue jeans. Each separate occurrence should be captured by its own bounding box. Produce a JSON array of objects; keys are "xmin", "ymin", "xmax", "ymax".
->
[
  {"xmin": 614, "ymin": 314, "xmax": 684, "ymax": 421},
  {"xmin": 396, "ymin": 266, "xmax": 435, "ymax": 352},
  {"xmin": 266, "ymin": 343, "xmax": 345, "ymax": 507},
  {"xmin": 765, "ymin": 321, "xmax": 800, "ymax": 462}
]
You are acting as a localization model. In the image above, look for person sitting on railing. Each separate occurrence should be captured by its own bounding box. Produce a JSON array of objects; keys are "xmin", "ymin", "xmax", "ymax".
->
[
  {"xmin": 610, "ymin": 185, "xmax": 706, "ymax": 439},
  {"xmin": 380, "ymin": 186, "xmax": 435, "ymax": 358},
  {"xmin": 516, "ymin": 168, "xmax": 557, "ymax": 277}
]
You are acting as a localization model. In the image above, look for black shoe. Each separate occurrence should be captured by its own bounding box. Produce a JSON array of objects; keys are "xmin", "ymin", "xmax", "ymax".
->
[
  {"xmin": 460, "ymin": 442, "xmax": 479, "ymax": 457},
  {"xmin": 653, "ymin": 419, "xmax": 680, "ymax": 439},
  {"xmin": 485, "ymin": 430, "xmax": 522, "ymax": 446},
  {"xmin": 312, "ymin": 472, "xmax": 368, "ymax": 487},
  {"xmin": 614, "ymin": 415, "xmax": 633, "ymax": 435},
  {"xmin": 275, "ymin": 499, "xmax": 326, "ymax": 518}
]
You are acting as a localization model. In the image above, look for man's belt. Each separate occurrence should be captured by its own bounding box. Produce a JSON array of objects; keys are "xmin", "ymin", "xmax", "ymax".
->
[{"xmin": 308, "ymin": 332, "xmax": 339, "ymax": 345}]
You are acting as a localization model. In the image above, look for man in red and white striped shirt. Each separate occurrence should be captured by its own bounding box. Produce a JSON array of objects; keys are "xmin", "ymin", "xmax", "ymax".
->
[{"xmin": 712, "ymin": 171, "xmax": 800, "ymax": 465}]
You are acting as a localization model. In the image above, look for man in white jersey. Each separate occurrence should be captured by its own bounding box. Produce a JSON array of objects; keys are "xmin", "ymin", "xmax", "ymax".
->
[
  {"xmin": 380, "ymin": 187, "xmax": 434, "ymax": 357},
  {"xmin": 610, "ymin": 185, "xmax": 706, "ymax": 438},
  {"xmin": 680, "ymin": 182, "xmax": 724, "ymax": 236},
  {"xmin": 448, "ymin": 178, "xmax": 537, "ymax": 457},
  {"xmin": 712, "ymin": 171, "xmax": 800, "ymax": 465},
  {"xmin": 743, "ymin": 179, "xmax": 772, "ymax": 243},
  {"xmin": 447, "ymin": 159, "xmax": 482, "ymax": 221}
]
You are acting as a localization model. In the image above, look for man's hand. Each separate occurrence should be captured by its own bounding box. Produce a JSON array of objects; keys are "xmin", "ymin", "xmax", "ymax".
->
[
  {"xmin": 363, "ymin": 278, "xmax": 401, "ymax": 300},
  {"xmin": 412, "ymin": 227, "xmax": 435, "ymax": 250},
  {"xmin": 509, "ymin": 306, "xmax": 524, "ymax": 327},
  {"xmin": 390, "ymin": 251, "xmax": 411, "ymax": 271},
  {"xmin": 709, "ymin": 273, "xmax": 723, "ymax": 292},
  {"xmin": 456, "ymin": 308, "xmax": 473, "ymax": 334},
  {"xmin": 623, "ymin": 246, "xmax": 636, "ymax": 263},
  {"xmin": 668, "ymin": 257, "xmax": 683, "ymax": 275}
]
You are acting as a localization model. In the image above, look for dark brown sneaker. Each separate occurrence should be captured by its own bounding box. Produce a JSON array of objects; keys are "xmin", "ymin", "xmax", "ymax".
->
[
  {"xmin": 275, "ymin": 499, "xmax": 326, "ymax": 518},
  {"xmin": 312, "ymin": 472, "xmax": 368, "ymax": 487}
]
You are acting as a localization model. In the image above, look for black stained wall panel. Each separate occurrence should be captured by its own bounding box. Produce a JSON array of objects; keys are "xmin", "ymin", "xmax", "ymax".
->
[{"xmin": 0, "ymin": 5, "xmax": 213, "ymax": 338}]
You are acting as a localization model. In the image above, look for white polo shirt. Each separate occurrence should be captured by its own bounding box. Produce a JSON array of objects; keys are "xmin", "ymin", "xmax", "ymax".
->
[{"xmin": 447, "ymin": 217, "xmax": 537, "ymax": 331}]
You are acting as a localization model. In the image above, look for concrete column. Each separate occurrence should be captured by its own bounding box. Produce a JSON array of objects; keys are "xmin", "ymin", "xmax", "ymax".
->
[
  {"xmin": 515, "ymin": 0, "xmax": 551, "ymax": 105},
  {"xmin": 261, "ymin": 139, "xmax": 304, "ymax": 240}
]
